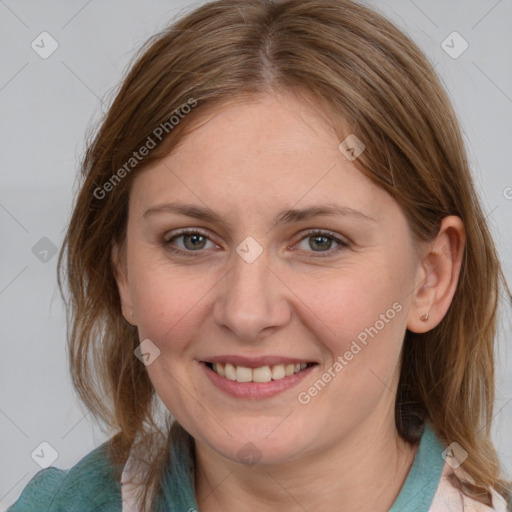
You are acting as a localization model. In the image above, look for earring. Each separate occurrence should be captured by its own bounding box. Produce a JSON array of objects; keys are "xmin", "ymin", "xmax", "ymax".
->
[{"xmin": 420, "ymin": 313, "xmax": 429, "ymax": 321}]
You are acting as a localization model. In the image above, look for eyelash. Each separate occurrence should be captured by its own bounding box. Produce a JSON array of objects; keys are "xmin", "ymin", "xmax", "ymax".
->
[{"xmin": 162, "ymin": 228, "xmax": 349, "ymax": 259}]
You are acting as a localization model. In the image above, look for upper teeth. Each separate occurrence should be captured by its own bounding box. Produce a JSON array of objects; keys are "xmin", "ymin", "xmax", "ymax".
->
[{"xmin": 213, "ymin": 362, "xmax": 308, "ymax": 383}]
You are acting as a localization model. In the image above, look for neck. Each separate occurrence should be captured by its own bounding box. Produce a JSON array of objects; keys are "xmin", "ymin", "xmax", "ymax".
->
[{"xmin": 194, "ymin": 417, "xmax": 419, "ymax": 512}]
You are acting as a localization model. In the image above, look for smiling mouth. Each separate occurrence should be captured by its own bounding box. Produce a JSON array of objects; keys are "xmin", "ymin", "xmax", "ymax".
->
[{"xmin": 204, "ymin": 361, "xmax": 317, "ymax": 383}]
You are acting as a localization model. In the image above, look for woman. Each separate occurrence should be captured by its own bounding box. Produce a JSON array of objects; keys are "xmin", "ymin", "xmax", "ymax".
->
[{"xmin": 8, "ymin": 0, "xmax": 511, "ymax": 510}]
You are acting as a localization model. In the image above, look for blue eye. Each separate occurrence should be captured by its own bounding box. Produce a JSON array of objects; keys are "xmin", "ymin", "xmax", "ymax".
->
[
  {"xmin": 294, "ymin": 229, "xmax": 349, "ymax": 258},
  {"xmin": 163, "ymin": 228, "xmax": 349, "ymax": 258},
  {"xmin": 163, "ymin": 229, "xmax": 216, "ymax": 256}
]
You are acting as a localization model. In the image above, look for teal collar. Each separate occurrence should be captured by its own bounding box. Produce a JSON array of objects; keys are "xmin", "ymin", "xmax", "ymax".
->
[
  {"xmin": 389, "ymin": 423, "xmax": 446, "ymax": 511},
  {"xmin": 157, "ymin": 422, "xmax": 444, "ymax": 512}
]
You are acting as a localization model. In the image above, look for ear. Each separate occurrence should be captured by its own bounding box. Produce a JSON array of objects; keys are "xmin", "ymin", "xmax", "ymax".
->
[
  {"xmin": 112, "ymin": 242, "xmax": 137, "ymax": 326},
  {"xmin": 407, "ymin": 215, "xmax": 466, "ymax": 333}
]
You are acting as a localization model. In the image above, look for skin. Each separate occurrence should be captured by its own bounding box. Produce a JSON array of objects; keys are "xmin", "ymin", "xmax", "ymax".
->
[{"xmin": 113, "ymin": 91, "xmax": 465, "ymax": 512}]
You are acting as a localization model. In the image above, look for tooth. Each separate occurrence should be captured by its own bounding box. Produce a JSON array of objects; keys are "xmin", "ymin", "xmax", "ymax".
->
[
  {"xmin": 217, "ymin": 362, "xmax": 308, "ymax": 382},
  {"xmin": 271, "ymin": 364, "xmax": 286, "ymax": 380},
  {"xmin": 225, "ymin": 363, "xmax": 236, "ymax": 381},
  {"xmin": 235, "ymin": 366, "xmax": 253, "ymax": 382},
  {"xmin": 253, "ymin": 366, "xmax": 272, "ymax": 383},
  {"xmin": 215, "ymin": 363, "xmax": 225, "ymax": 377}
]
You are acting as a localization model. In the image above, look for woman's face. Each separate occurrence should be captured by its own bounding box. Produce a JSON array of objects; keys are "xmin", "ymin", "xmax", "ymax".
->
[{"xmin": 115, "ymin": 92, "xmax": 425, "ymax": 465}]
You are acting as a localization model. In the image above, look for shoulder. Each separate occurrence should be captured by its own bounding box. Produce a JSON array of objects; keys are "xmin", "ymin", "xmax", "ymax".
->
[
  {"xmin": 7, "ymin": 441, "xmax": 123, "ymax": 512},
  {"xmin": 430, "ymin": 463, "xmax": 510, "ymax": 512}
]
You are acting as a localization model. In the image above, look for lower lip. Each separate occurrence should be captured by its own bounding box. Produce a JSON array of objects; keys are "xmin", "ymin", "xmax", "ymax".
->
[{"xmin": 200, "ymin": 362, "xmax": 316, "ymax": 399}]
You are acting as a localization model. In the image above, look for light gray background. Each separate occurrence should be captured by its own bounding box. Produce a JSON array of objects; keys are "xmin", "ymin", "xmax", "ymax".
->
[{"xmin": 1, "ymin": 0, "xmax": 511, "ymax": 508}]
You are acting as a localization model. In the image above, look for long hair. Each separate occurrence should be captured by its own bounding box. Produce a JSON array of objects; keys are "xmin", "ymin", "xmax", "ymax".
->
[{"xmin": 57, "ymin": 0, "xmax": 511, "ymax": 509}]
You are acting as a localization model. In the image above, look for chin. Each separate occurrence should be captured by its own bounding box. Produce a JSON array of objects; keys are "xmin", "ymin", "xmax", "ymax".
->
[{"xmin": 200, "ymin": 426, "xmax": 309, "ymax": 467}]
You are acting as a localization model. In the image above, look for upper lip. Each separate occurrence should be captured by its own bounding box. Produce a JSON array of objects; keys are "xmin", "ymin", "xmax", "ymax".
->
[{"xmin": 202, "ymin": 355, "xmax": 317, "ymax": 368}]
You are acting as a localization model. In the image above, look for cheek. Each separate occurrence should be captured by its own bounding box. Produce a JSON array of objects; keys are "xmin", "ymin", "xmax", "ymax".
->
[
  {"xmin": 298, "ymin": 273, "xmax": 407, "ymax": 396},
  {"xmin": 129, "ymin": 257, "xmax": 216, "ymax": 351},
  {"xmin": 293, "ymin": 263, "xmax": 407, "ymax": 353},
  {"xmin": 292, "ymin": 263, "xmax": 409, "ymax": 410}
]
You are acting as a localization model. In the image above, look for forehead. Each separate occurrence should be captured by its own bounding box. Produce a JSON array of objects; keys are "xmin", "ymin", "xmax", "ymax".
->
[{"xmin": 129, "ymin": 92, "xmax": 397, "ymax": 225}]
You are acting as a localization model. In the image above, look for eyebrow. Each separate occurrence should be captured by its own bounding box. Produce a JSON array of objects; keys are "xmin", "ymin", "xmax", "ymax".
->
[{"xmin": 142, "ymin": 202, "xmax": 377, "ymax": 227}]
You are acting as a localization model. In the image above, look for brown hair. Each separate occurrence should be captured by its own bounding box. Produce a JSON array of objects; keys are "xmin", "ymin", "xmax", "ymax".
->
[{"xmin": 58, "ymin": 0, "xmax": 511, "ymax": 509}]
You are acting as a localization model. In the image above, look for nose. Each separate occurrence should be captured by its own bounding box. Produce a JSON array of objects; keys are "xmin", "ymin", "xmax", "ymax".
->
[{"xmin": 212, "ymin": 247, "xmax": 292, "ymax": 342}]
